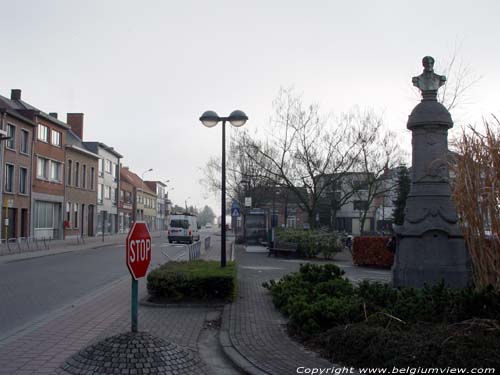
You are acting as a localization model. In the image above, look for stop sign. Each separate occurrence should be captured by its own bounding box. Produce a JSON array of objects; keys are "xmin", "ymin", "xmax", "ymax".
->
[{"xmin": 126, "ymin": 222, "xmax": 152, "ymax": 280}]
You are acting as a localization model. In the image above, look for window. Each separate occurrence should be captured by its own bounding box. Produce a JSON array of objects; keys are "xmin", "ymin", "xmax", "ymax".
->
[
  {"xmin": 353, "ymin": 200, "xmax": 369, "ymax": 211},
  {"xmin": 112, "ymin": 188, "xmax": 117, "ymax": 205},
  {"xmin": 112, "ymin": 163, "xmax": 117, "ymax": 181},
  {"xmin": 75, "ymin": 162, "xmax": 80, "ymax": 187},
  {"xmin": 74, "ymin": 203, "xmax": 79, "ymax": 228},
  {"xmin": 20, "ymin": 129, "xmax": 29, "ymax": 154},
  {"xmin": 66, "ymin": 202, "xmax": 71, "ymax": 226},
  {"xmin": 4, "ymin": 164, "xmax": 14, "ymax": 193},
  {"xmin": 51, "ymin": 130, "xmax": 61, "ymax": 146},
  {"xmin": 37, "ymin": 157, "xmax": 49, "ymax": 179},
  {"xmin": 50, "ymin": 161, "xmax": 62, "ymax": 182},
  {"xmin": 98, "ymin": 159, "xmax": 104, "ymax": 176},
  {"xmin": 19, "ymin": 167, "xmax": 28, "ymax": 194},
  {"xmin": 6, "ymin": 124, "xmax": 15, "ymax": 149},
  {"xmin": 34, "ymin": 201, "xmax": 54, "ymax": 229},
  {"xmin": 98, "ymin": 183, "xmax": 103, "ymax": 204},
  {"xmin": 90, "ymin": 167, "xmax": 95, "ymax": 190},
  {"xmin": 67, "ymin": 160, "xmax": 72, "ymax": 185},
  {"xmin": 104, "ymin": 186, "xmax": 111, "ymax": 199},
  {"xmin": 82, "ymin": 165, "xmax": 87, "ymax": 189},
  {"xmin": 37, "ymin": 124, "xmax": 49, "ymax": 142},
  {"xmin": 105, "ymin": 160, "xmax": 112, "ymax": 174}
]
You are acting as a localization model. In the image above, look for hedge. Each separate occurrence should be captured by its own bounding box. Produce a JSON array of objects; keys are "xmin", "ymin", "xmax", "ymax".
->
[
  {"xmin": 147, "ymin": 260, "xmax": 237, "ymax": 302},
  {"xmin": 352, "ymin": 236, "xmax": 394, "ymax": 268},
  {"xmin": 275, "ymin": 229, "xmax": 341, "ymax": 258}
]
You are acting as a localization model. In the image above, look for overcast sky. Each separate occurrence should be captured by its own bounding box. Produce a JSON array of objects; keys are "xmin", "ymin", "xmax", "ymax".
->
[{"xmin": 1, "ymin": 0, "xmax": 499, "ymax": 214}]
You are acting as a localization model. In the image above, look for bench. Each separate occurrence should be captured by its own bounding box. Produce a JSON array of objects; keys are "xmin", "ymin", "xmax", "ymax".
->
[{"xmin": 267, "ymin": 241, "xmax": 299, "ymax": 257}]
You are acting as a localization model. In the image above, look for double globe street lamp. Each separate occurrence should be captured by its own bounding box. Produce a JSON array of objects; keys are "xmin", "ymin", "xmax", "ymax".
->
[{"xmin": 200, "ymin": 110, "xmax": 248, "ymax": 267}]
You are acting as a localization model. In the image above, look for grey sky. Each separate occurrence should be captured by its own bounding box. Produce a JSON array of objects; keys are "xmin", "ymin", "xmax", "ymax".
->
[{"xmin": 1, "ymin": 0, "xmax": 499, "ymax": 213}]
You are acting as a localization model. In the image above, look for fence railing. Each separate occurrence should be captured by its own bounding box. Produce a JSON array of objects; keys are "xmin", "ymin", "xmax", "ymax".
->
[
  {"xmin": 0, "ymin": 237, "xmax": 51, "ymax": 256},
  {"xmin": 188, "ymin": 241, "xmax": 201, "ymax": 261}
]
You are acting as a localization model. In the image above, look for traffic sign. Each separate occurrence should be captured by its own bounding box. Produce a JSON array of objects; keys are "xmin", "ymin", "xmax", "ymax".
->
[
  {"xmin": 126, "ymin": 222, "xmax": 152, "ymax": 280},
  {"xmin": 231, "ymin": 207, "xmax": 240, "ymax": 217}
]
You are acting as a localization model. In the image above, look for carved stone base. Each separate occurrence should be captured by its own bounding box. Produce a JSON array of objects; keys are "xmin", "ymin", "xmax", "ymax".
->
[{"xmin": 392, "ymin": 230, "xmax": 471, "ymax": 288}]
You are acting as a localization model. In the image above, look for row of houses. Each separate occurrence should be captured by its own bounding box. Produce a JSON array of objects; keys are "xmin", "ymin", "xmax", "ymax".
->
[{"xmin": 0, "ymin": 89, "xmax": 171, "ymax": 240}]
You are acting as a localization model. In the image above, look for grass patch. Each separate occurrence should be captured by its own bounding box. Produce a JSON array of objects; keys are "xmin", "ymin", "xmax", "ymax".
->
[
  {"xmin": 263, "ymin": 263, "xmax": 500, "ymax": 368},
  {"xmin": 147, "ymin": 260, "xmax": 237, "ymax": 303}
]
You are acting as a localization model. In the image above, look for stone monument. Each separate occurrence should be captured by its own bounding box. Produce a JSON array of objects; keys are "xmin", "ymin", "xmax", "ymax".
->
[{"xmin": 392, "ymin": 56, "xmax": 471, "ymax": 288}]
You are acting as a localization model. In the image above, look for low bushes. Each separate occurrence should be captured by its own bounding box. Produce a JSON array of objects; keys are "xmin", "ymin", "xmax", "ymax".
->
[
  {"xmin": 147, "ymin": 260, "xmax": 237, "ymax": 302},
  {"xmin": 352, "ymin": 236, "xmax": 394, "ymax": 268},
  {"xmin": 275, "ymin": 229, "xmax": 341, "ymax": 258},
  {"xmin": 264, "ymin": 263, "xmax": 500, "ymax": 368}
]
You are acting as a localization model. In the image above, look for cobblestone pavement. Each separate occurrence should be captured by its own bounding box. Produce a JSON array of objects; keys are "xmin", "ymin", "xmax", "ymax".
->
[
  {"xmin": 222, "ymin": 246, "xmax": 391, "ymax": 375},
  {"xmin": 0, "ymin": 233, "xmax": 225, "ymax": 375}
]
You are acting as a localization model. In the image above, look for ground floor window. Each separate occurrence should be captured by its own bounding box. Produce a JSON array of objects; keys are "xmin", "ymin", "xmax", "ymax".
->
[{"xmin": 33, "ymin": 201, "xmax": 61, "ymax": 239}]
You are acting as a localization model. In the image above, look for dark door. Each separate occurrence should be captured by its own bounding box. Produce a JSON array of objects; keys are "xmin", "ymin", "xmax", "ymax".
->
[
  {"xmin": 7, "ymin": 208, "xmax": 16, "ymax": 239},
  {"xmin": 88, "ymin": 205, "xmax": 94, "ymax": 236},
  {"xmin": 21, "ymin": 209, "xmax": 28, "ymax": 237},
  {"xmin": 81, "ymin": 204, "xmax": 85, "ymax": 236}
]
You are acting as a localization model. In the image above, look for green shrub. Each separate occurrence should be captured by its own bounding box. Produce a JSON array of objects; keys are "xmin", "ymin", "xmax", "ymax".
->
[
  {"xmin": 264, "ymin": 263, "xmax": 500, "ymax": 367},
  {"xmin": 275, "ymin": 229, "xmax": 341, "ymax": 258},
  {"xmin": 147, "ymin": 260, "xmax": 237, "ymax": 302}
]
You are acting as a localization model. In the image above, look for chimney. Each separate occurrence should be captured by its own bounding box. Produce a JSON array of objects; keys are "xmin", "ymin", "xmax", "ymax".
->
[
  {"xmin": 66, "ymin": 113, "xmax": 84, "ymax": 139},
  {"xmin": 11, "ymin": 89, "xmax": 21, "ymax": 101},
  {"xmin": 49, "ymin": 112, "xmax": 58, "ymax": 119}
]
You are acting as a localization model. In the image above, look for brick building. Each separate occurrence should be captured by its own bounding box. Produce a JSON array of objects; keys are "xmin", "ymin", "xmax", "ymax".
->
[
  {"xmin": 118, "ymin": 167, "xmax": 134, "ymax": 233},
  {"xmin": 64, "ymin": 113, "xmax": 99, "ymax": 238},
  {"xmin": 0, "ymin": 107, "xmax": 35, "ymax": 239},
  {"xmin": 0, "ymin": 90, "xmax": 68, "ymax": 239}
]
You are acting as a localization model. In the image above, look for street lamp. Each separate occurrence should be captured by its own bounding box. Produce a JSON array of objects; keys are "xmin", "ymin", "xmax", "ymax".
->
[
  {"xmin": 185, "ymin": 196, "xmax": 191, "ymax": 212},
  {"xmin": 200, "ymin": 110, "xmax": 248, "ymax": 267},
  {"xmin": 140, "ymin": 168, "xmax": 153, "ymax": 222}
]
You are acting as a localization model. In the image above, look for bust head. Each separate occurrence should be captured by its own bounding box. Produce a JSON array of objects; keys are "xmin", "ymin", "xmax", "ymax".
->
[{"xmin": 422, "ymin": 56, "xmax": 435, "ymax": 72}]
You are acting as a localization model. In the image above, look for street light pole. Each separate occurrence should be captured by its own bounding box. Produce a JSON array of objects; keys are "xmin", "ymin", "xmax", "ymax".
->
[{"xmin": 200, "ymin": 110, "xmax": 248, "ymax": 268}]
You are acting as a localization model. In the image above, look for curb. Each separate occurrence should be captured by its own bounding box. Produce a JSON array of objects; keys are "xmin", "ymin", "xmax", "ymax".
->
[{"xmin": 218, "ymin": 304, "xmax": 270, "ymax": 375}]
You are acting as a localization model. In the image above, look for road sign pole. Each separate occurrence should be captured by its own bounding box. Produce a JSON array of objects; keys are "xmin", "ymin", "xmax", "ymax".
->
[{"xmin": 131, "ymin": 278, "xmax": 138, "ymax": 332}]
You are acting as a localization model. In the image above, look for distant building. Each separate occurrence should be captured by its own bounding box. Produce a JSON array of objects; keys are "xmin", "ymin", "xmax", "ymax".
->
[
  {"xmin": 119, "ymin": 167, "xmax": 135, "ymax": 233},
  {"xmin": 144, "ymin": 181, "xmax": 167, "ymax": 231},
  {"xmin": 83, "ymin": 142, "xmax": 122, "ymax": 235}
]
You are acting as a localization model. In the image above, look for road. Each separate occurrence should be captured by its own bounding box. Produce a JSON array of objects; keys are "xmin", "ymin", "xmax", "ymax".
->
[{"xmin": 0, "ymin": 230, "xmax": 216, "ymax": 342}]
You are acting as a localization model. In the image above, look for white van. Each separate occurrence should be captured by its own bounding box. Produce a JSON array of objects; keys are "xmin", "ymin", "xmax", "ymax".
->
[{"xmin": 168, "ymin": 213, "xmax": 200, "ymax": 244}]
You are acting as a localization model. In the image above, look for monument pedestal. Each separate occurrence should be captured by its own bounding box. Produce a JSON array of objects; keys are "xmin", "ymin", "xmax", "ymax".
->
[{"xmin": 392, "ymin": 56, "xmax": 471, "ymax": 288}]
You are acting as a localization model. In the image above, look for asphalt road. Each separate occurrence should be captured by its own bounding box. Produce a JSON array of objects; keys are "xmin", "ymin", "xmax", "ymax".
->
[{"xmin": 0, "ymin": 231, "xmax": 214, "ymax": 341}]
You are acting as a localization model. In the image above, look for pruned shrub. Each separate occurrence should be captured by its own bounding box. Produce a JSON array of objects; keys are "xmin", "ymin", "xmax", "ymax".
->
[
  {"xmin": 264, "ymin": 263, "xmax": 500, "ymax": 368},
  {"xmin": 275, "ymin": 229, "xmax": 341, "ymax": 258},
  {"xmin": 352, "ymin": 236, "xmax": 393, "ymax": 268},
  {"xmin": 147, "ymin": 260, "xmax": 237, "ymax": 302}
]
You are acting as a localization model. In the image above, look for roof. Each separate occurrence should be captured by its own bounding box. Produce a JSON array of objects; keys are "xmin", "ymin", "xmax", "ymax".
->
[
  {"xmin": 120, "ymin": 167, "xmax": 156, "ymax": 195},
  {"xmin": 0, "ymin": 93, "xmax": 70, "ymax": 129},
  {"xmin": 0, "ymin": 107, "xmax": 36, "ymax": 126},
  {"xmin": 65, "ymin": 128, "xmax": 100, "ymax": 159},
  {"xmin": 83, "ymin": 141, "xmax": 123, "ymax": 159}
]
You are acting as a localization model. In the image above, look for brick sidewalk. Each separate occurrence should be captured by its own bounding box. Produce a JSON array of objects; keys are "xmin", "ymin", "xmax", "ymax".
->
[
  {"xmin": 0, "ymin": 235, "xmax": 226, "ymax": 375},
  {"xmin": 221, "ymin": 245, "xmax": 391, "ymax": 375}
]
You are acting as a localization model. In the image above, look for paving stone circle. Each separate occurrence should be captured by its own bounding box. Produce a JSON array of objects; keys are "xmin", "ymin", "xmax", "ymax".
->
[{"xmin": 55, "ymin": 331, "xmax": 205, "ymax": 375}]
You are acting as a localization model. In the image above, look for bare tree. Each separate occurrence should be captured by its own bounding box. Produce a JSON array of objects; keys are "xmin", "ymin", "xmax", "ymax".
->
[
  {"xmin": 242, "ymin": 88, "xmax": 366, "ymax": 228},
  {"xmin": 348, "ymin": 109, "xmax": 404, "ymax": 232}
]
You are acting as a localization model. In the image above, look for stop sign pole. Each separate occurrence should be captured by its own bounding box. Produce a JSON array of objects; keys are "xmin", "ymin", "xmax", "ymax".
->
[{"xmin": 126, "ymin": 222, "xmax": 152, "ymax": 332}]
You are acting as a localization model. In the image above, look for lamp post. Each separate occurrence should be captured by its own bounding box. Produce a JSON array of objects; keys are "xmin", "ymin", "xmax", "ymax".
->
[
  {"xmin": 200, "ymin": 110, "xmax": 248, "ymax": 267},
  {"xmin": 140, "ymin": 168, "xmax": 153, "ymax": 223}
]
